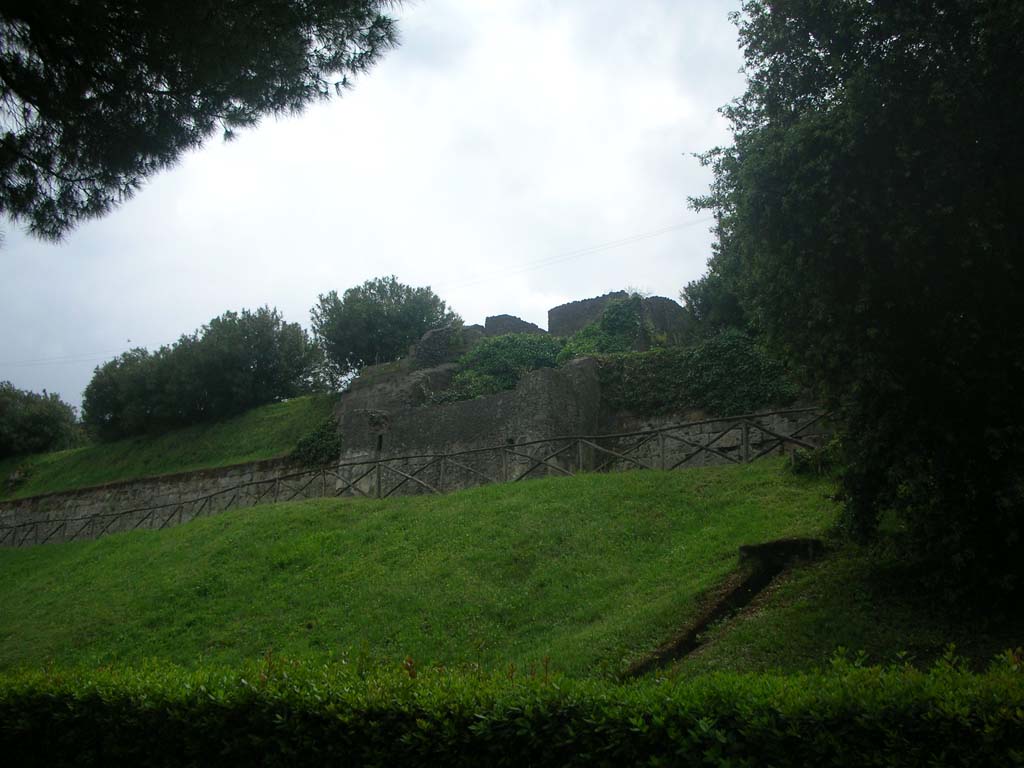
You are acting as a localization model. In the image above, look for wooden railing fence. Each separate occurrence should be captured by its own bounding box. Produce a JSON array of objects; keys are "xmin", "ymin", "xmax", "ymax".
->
[{"xmin": 0, "ymin": 408, "xmax": 828, "ymax": 548}]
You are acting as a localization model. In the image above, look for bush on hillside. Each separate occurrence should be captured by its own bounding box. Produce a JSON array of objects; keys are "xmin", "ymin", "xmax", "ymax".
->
[
  {"xmin": 789, "ymin": 434, "xmax": 843, "ymax": 478},
  {"xmin": 0, "ymin": 382, "xmax": 82, "ymax": 459},
  {"xmin": 82, "ymin": 307, "xmax": 319, "ymax": 441},
  {"xmin": 432, "ymin": 369, "xmax": 505, "ymax": 403},
  {"xmin": 434, "ymin": 334, "xmax": 564, "ymax": 402},
  {"xmin": 290, "ymin": 417, "xmax": 343, "ymax": 467},
  {"xmin": 598, "ymin": 329, "xmax": 799, "ymax": 416}
]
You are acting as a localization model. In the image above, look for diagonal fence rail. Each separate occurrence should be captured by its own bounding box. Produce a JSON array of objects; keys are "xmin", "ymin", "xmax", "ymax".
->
[{"xmin": 0, "ymin": 408, "xmax": 829, "ymax": 548}]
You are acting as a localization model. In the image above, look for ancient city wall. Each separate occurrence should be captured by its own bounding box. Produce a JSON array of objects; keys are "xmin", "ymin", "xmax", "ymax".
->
[
  {"xmin": 0, "ymin": 402, "xmax": 827, "ymax": 549},
  {"xmin": 0, "ymin": 457, "xmax": 322, "ymax": 547},
  {"xmin": 0, "ymin": 293, "xmax": 826, "ymax": 548},
  {"xmin": 547, "ymin": 291, "xmax": 628, "ymax": 336}
]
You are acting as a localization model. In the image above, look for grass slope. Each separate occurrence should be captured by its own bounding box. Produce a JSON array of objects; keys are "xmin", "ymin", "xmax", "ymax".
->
[
  {"xmin": 673, "ymin": 544, "xmax": 1024, "ymax": 675},
  {"xmin": 0, "ymin": 460, "xmax": 835, "ymax": 676},
  {"xmin": 0, "ymin": 395, "xmax": 334, "ymax": 501}
]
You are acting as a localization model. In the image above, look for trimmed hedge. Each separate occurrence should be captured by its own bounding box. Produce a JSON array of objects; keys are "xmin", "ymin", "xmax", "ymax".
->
[
  {"xmin": 2, "ymin": 657, "xmax": 1023, "ymax": 766},
  {"xmin": 598, "ymin": 329, "xmax": 800, "ymax": 416}
]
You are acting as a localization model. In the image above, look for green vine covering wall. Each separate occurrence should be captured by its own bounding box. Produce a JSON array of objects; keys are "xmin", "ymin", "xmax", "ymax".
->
[
  {"xmin": 433, "ymin": 334, "xmax": 565, "ymax": 403},
  {"xmin": 556, "ymin": 295, "xmax": 648, "ymax": 363},
  {"xmin": 597, "ymin": 329, "xmax": 799, "ymax": 416},
  {"xmin": 432, "ymin": 295, "xmax": 797, "ymax": 417}
]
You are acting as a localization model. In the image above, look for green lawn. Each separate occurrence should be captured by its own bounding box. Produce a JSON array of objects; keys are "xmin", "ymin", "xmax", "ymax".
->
[
  {"xmin": 0, "ymin": 459, "xmax": 836, "ymax": 676},
  {"xmin": 0, "ymin": 394, "xmax": 335, "ymax": 500}
]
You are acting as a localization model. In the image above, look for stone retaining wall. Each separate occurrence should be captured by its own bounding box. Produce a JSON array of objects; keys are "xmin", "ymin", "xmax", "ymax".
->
[
  {"xmin": 0, "ymin": 457, "xmax": 319, "ymax": 547},
  {"xmin": 0, "ymin": 404, "xmax": 827, "ymax": 548}
]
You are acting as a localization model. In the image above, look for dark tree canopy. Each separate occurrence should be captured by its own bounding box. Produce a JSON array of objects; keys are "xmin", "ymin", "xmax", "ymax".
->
[
  {"xmin": 678, "ymin": 266, "xmax": 748, "ymax": 342},
  {"xmin": 311, "ymin": 276, "xmax": 460, "ymax": 381},
  {"xmin": 0, "ymin": 0, "xmax": 399, "ymax": 239},
  {"xmin": 82, "ymin": 307, "xmax": 318, "ymax": 440},
  {"xmin": 695, "ymin": 0, "xmax": 1024, "ymax": 594},
  {"xmin": 0, "ymin": 381, "xmax": 81, "ymax": 459}
]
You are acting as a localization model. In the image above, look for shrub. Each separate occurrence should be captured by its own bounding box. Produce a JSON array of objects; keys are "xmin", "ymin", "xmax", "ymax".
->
[
  {"xmin": 789, "ymin": 435, "xmax": 843, "ymax": 478},
  {"xmin": 445, "ymin": 334, "xmax": 564, "ymax": 397},
  {"xmin": 557, "ymin": 295, "xmax": 647, "ymax": 363},
  {"xmin": 290, "ymin": 417, "xmax": 343, "ymax": 467},
  {"xmin": 431, "ymin": 369, "xmax": 505, "ymax": 403}
]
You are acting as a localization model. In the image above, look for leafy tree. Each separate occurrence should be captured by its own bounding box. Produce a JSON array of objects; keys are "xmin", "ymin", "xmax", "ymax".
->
[
  {"xmin": 311, "ymin": 276, "xmax": 459, "ymax": 380},
  {"xmin": 0, "ymin": 1, "xmax": 399, "ymax": 239},
  {"xmin": 79, "ymin": 348, "xmax": 157, "ymax": 441},
  {"xmin": 82, "ymin": 307, "xmax": 318, "ymax": 439},
  {"xmin": 0, "ymin": 381, "xmax": 81, "ymax": 459},
  {"xmin": 185, "ymin": 308, "xmax": 318, "ymax": 420},
  {"xmin": 678, "ymin": 265, "xmax": 748, "ymax": 342},
  {"xmin": 694, "ymin": 1, "xmax": 1024, "ymax": 594}
]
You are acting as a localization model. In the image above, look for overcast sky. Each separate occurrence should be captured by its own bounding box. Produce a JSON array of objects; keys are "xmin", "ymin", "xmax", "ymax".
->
[{"xmin": 0, "ymin": 0, "xmax": 745, "ymax": 408}]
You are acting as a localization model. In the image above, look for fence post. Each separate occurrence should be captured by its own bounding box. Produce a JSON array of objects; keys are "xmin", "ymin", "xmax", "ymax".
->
[
  {"xmin": 438, "ymin": 454, "xmax": 447, "ymax": 492},
  {"xmin": 741, "ymin": 422, "xmax": 751, "ymax": 463},
  {"xmin": 577, "ymin": 439, "xmax": 584, "ymax": 474},
  {"xmin": 659, "ymin": 432, "xmax": 666, "ymax": 470},
  {"xmin": 376, "ymin": 461, "xmax": 382, "ymax": 499}
]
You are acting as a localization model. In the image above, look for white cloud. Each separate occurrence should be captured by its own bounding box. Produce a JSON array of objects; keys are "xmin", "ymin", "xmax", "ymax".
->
[{"xmin": 0, "ymin": 0, "xmax": 744, "ymax": 407}]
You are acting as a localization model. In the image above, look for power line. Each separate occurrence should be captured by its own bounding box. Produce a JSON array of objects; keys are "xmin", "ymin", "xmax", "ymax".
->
[
  {"xmin": 1, "ymin": 351, "xmax": 119, "ymax": 367},
  {"xmin": 437, "ymin": 217, "xmax": 714, "ymax": 291},
  {"xmin": 1, "ymin": 217, "xmax": 715, "ymax": 370},
  {"xmin": 0, "ymin": 344, "xmax": 156, "ymax": 369}
]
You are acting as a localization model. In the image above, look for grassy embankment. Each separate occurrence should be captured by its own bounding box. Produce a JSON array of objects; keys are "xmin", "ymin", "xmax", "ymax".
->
[
  {"xmin": 0, "ymin": 459, "xmax": 836, "ymax": 676},
  {"xmin": 0, "ymin": 394, "xmax": 335, "ymax": 501},
  {"xmin": 674, "ymin": 542, "xmax": 1024, "ymax": 675}
]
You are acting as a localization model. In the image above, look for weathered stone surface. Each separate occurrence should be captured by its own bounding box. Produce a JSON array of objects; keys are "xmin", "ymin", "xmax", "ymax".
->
[
  {"xmin": 411, "ymin": 326, "xmax": 459, "ymax": 369},
  {"xmin": 0, "ymin": 456, "xmax": 304, "ymax": 547},
  {"xmin": 599, "ymin": 406, "xmax": 829, "ymax": 469},
  {"xmin": 641, "ymin": 296, "xmax": 688, "ymax": 344},
  {"xmin": 339, "ymin": 362, "xmax": 458, "ymax": 414},
  {"xmin": 461, "ymin": 324, "xmax": 486, "ymax": 350},
  {"xmin": 483, "ymin": 314, "xmax": 546, "ymax": 336},
  {"xmin": 547, "ymin": 291, "xmax": 629, "ymax": 337},
  {"xmin": 338, "ymin": 359, "xmax": 601, "ymax": 460}
]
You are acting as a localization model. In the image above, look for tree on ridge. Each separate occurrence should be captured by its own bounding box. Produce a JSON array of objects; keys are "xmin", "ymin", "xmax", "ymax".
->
[
  {"xmin": 0, "ymin": 0, "xmax": 401, "ymax": 240},
  {"xmin": 311, "ymin": 275, "xmax": 460, "ymax": 384}
]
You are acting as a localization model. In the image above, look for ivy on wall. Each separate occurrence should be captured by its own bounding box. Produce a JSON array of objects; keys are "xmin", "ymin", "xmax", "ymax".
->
[
  {"xmin": 597, "ymin": 329, "xmax": 799, "ymax": 416},
  {"xmin": 556, "ymin": 295, "xmax": 648, "ymax": 363},
  {"xmin": 432, "ymin": 334, "xmax": 565, "ymax": 403}
]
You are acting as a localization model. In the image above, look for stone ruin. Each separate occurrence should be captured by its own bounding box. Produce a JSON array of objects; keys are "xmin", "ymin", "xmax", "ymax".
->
[
  {"xmin": 335, "ymin": 292, "xmax": 689, "ymax": 465},
  {"xmin": 0, "ymin": 292, "xmax": 827, "ymax": 547}
]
